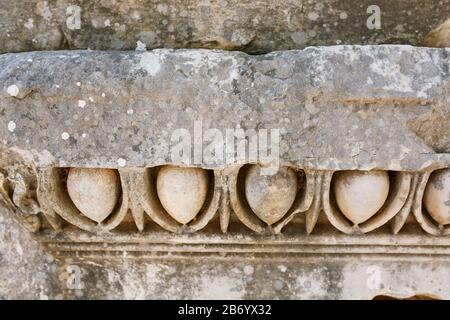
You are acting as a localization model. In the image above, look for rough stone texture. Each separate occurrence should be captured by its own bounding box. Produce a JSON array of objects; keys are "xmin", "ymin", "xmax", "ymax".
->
[
  {"xmin": 2, "ymin": 2, "xmax": 450, "ymax": 298},
  {"xmin": 1, "ymin": 46, "xmax": 450, "ymax": 171},
  {"xmin": 1, "ymin": 1, "xmax": 449, "ymax": 54},
  {"xmin": 51, "ymin": 254, "xmax": 450, "ymax": 299},
  {"xmin": 0, "ymin": 206, "xmax": 61, "ymax": 299},
  {"xmin": 2, "ymin": 208, "xmax": 450, "ymax": 299}
]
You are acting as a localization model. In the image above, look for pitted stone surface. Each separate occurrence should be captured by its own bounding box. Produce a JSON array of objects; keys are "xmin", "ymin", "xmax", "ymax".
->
[
  {"xmin": 0, "ymin": 1, "xmax": 449, "ymax": 54},
  {"xmin": 1, "ymin": 0, "xmax": 450, "ymax": 302},
  {"xmin": 0, "ymin": 206, "xmax": 61, "ymax": 299},
  {"xmin": 1, "ymin": 46, "xmax": 450, "ymax": 171}
]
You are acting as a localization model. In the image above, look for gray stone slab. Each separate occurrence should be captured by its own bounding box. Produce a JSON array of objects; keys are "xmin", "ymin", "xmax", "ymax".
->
[{"xmin": 1, "ymin": 45, "xmax": 450, "ymax": 170}]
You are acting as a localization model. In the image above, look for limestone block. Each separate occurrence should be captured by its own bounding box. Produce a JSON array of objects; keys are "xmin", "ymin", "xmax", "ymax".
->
[
  {"xmin": 1, "ymin": 46, "xmax": 450, "ymax": 171},
  {"xmin": 2, "ymin": 0, "xmax": 450, "ymax": 301},
  {"xmin": 1, "ymin": 46, "xmax": 450, "ymax": 236}
]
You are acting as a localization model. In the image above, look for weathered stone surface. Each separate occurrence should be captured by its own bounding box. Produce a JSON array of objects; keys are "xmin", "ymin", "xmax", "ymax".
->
[
  {"xmin": 9, "ymin": 223, "xmax": 450, "ymax": 299},
  {"xmin": 48, "ymin": 252, "xmax": 450, "ymax": 299},
  {"xmin": 333, "ymin": 170, "xmax": 390, "ymax": 224},
  {"xmin": 424, "ymin": 168, "xmax": 450, "ymax": 225},
  {"xmin": 1, "ymin": 46, "xmax": 450, "ymax": 171},
  {"xmin": 67, "ymin": 168, "xmax": 120, "ymax": 223},
  {"xmin": 156, "ymin": 166, "xmax": 209, "ymax": 224},
  {"xmin": 0, "ymin": 206, "xmax": 61, "ymax": 299},
  {"xmin": 425, "ymin": 18, "xmax": 450, "ymax": 47},
  {"xmin": 1, "ymin": 1, "xmax": 449, "ymax": 54},
  {"xmin": 244, "ymin": 165, "xmax": 298, "ymax": 225},
  {"xmin": 4, "ymin": 201, "xmax": 450, "ymax": 300},
  {"xmin": 2, "ymin": 0, "xmax": 450, "ymax": 302}
]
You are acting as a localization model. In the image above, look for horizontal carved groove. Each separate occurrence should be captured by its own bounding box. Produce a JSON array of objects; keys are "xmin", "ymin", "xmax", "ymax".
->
[
  {"xmin": 39, "ymin": 236, "xmax": 450, "ymax": 249},
  {"xmin": 38, "ymin": 233, "xmax": 450, "ymax": 259},
  {"xmin": 41, "ymin": 252, "xmax": 450, "ymax": 263},
  {"xmin": 44, "ymin": 245, "xmax": 450, "ymax": 256}
]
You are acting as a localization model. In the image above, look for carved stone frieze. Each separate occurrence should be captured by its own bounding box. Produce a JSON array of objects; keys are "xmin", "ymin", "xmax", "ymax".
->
[
  {"xmin": 1, "ymin": 46, "xmax": 450, "ymax": 259},
  {"xmin": 0, "ymin": 149, "xmax": 41, "ymax": 232},
  {"xmin": 8, "ymin": 165, "xmax": 446, "ymax": 240}
]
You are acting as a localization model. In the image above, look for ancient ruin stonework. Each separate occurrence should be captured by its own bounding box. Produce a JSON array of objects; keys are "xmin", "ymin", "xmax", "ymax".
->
[
  {"xmin": 1, "ymin": 1, "xmax": 450, "ymax": 53},
  {"xmin": 1, "ymin": 1, "xmax": 450, "ymax": 300}
]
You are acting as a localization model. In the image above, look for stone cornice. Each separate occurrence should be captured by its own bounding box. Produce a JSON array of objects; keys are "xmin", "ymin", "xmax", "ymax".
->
[{"xmin": 1, "ymin": 46, "xmax": 450, "ymax": 259}]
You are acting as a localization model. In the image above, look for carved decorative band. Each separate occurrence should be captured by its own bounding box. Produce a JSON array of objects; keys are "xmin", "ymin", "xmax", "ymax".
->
[{"xmin": 21, "ymin": 165, "xmax": 450, "ymax": 237}]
